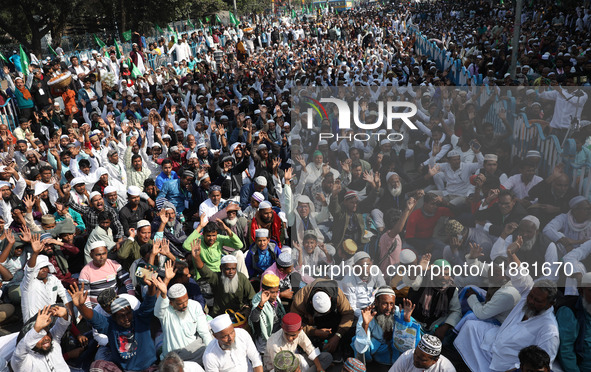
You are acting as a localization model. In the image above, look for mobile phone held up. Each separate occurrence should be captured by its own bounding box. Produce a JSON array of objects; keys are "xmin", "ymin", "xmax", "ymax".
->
[{"xmin": 135, "ymin": 266, "xmax": 157, "ymax": 281}]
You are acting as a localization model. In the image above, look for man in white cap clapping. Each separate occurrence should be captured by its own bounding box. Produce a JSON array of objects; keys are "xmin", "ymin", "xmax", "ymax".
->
[
  {"xmin": 203, "ymin": 313, "xmax": 263, "ymax": 372},
  {"xmin": 119, "ymin": 185, "xmax": 151, "ymax": 236}
]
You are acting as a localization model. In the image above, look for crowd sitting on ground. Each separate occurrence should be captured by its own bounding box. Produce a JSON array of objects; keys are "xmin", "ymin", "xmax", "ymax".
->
[{"xmin": 0, "ymin": 0, "xmax": 590, "ymax": 371}]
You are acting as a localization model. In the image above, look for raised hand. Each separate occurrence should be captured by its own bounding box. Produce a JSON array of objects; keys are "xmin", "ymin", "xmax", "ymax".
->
[
  {"xmin": 20, "ymin": 225, "xmax": 32, "ymax": 243},
  {"xmin": 468, "ymin": 242, "xmax": 484, "ymax": 259},
  {"xmin": 164, "ymin": 259, "xmax": 176, "ymax": 281},
  {"xmin": 402, "ymin": 298, "xmax": 416, "ymax": 322},
  {"xmin": 361, "ymin": 304, "xmax": 377, "ymax": 326},
  {"xmin": 190, "ymin": 237, "xmax": 202, "ymax": 260},
  {"xmin": 161, "ymin": 239, "xmax": 171, "ymax": 256},
  {"xmin": 5, "ymin": 229, "xmax": 15, "ymax": 245},
  {"xmin": 507, "ymin": 235, "xmax": 523, "ymax": 256},
  {"xmin": 260, "ymin": 290, "xmax": 271, "ymax": 306},
  {"xmin": 68, "ymin": 282, "xmax": 89, "ymax": 308},
  {"xmin": 158, "ymin": 208, "xmax": 169, "ymax": 224},
  {"xmin": 23, "ymin": 194, "xmax": 35, "ymax": 211},
  {"xmin": 406, "ymin": 197, "xmax": 417, "ymax": 211},
  {"xmin": 49, "ymin": 305, "xmax": 68, "ymax": 319},
  {"xmin": 30, "ymin": 233, "xmax": 43, "ymax": 254},
  {"xmin": 34, "ymin": 306, "xmax": 53, "ymax": 333},
  {"xmin": 152, "ymin": 238, "xmax": 162, "ymax": 256}
]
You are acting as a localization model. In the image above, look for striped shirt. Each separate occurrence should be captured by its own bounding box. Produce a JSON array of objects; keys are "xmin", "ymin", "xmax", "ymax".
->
[{"xmin": 78, "ymin": 259, "xmax": 135, "ymax": 308}]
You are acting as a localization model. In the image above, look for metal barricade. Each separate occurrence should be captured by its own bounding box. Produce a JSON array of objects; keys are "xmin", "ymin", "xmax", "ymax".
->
[{"xmin": 0, "ymin": 98, "xmax": 18, "ymax": 132}]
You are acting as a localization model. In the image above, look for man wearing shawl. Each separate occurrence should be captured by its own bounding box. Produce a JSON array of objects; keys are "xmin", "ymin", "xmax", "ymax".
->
[
  {"xmin": 248, "ymin": 200, "xmax": 285, "ymax": 246},
  {"xmin": 406, "ymin": 259, "xmax": 461, "ymax": 341}
]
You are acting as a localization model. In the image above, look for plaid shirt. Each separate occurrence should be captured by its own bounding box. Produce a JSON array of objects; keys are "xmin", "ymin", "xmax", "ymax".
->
[{"xmin": 68, "ymin": 201, "xmax": 124, "ymax": 239}]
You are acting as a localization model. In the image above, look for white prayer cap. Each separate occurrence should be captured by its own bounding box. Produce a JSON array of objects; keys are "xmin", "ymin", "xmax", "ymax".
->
[
  {"xmin": 520, "ymin": 215, "xmax": 540, "ymax": 230},
  {"xmin": 104, "ymin": 186, "xmax": 117, "ymax": 195},
  {"xmin": 380, "ymin": 139, "xmax": 389, "ymax": 146},
  {"xmin": 122, "ymin": 63, "xmax": 129, "ymax": 68},
  {"xmin": 36, "ymin": 255, "xmax": 56, "ymax": 273},
  {"xmin": 98, "ymin": 167, "xmax": 109, "ymax": 176},
  {"xmin": 168, "ymin": 283, "xmax": 188, "ymax": 299},
  {"xmin": 484, "ymin": 154, "xmax": 498, "ymax": 162},
  {"xmin": 447, "ymin": 150, "xmax": 461, "ymax": 158},
  {"xmin": 418, "ymin": 334, "xmax": 442, "ymax": 356},
  {"xmin": 127, "ymin": 186, "xmax": 141, "ymax": 196},
  {"xmin": 60, "ymin": 134, "xmax": 69, "ymax": 140},
  {"xmin": 399, "ymin": 249, "xmax": 417, "ymax": 264},
  {"xmin": 255, "ymin": 229, "xmax": 269, "ymax": 238},
  {"xmin": 278, "ymin": 211, "xmax": 287, "ymax": 223},
  {"xmin": 525, "ymin": 150, "xmax": 541, "ymax": 159},
  {"xmin": 221, "ymin": 255, "xmax": 238, "ymax": 265},
  {"xmin": 258, "ymin": 201, "xmax": 272, "ymax": 210},
  {"xmin": 111, "ymin": 297, "xmax": 130, "ymax": 313},
  {"xmin": 569, "ymin": 196, "xmax": 587, "ymax": 209},
  {"xmin": 89, "ymin": 240, "xmax": 107, "ymax": 251},
  {"xmin": 386, "ymin": 172, "xmax": 398, "ymax": 181},
  {"xmin": 255, "ymin": 175, "xmax": 268, "ymax": 187},
  {"xmin": 210, "ymin": 313, "xmax": 233, "ymax": 333},
  {"xmin": 71, "ymin": 177, "xmax": 84, "ymax": 186},
  {"xmin": 89, "ymin": 191, "xmax": 102, "ymax": 201},
  {"xmin": 34, "ymin": 182, "xmax": 53, "ymax": 196},
  {"xmin": 0, "ymin": 181, "xmax": 11, "ymax": 189},
  {"xmin": 252, "ymin": 192, "xmax": 264, "ymax": 202},
  {"xmin": 187, "ymin": 152, "xmax": 198, "ymax": 159},
  {"xmin": 137, "ymin": 220, "xmax": 150, "ymax": 229},
  {"xmin": 312, "ymin": 291, "xmax": 331, "ymax": 314},
  {"xmin": 318, "ymin": 139, "xmax": 328, "ymax": 146}
]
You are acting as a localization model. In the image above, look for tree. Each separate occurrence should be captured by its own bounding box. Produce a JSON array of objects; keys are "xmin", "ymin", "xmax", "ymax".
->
[{"xmin": 0, "ymin": 0, "xmax": 86, "ymax": 55}]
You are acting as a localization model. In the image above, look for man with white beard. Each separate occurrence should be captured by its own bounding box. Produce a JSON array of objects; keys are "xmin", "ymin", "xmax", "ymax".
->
[
  {"xmin": 210, "ymin": 202, "xmax": 248, "ymax": 248},
  {"xmin": 371, "ymin": 171, "xmax": 434, "ymax": 232},
  {"xmin": 354, "ymin": 286, "xmax": 421, "ymax": 368},
  {"xmin": 453, "ymin": 243, "xmax": 560, "ymax": 372},
  {"xmin": 490, "ymin": 216, "xmax": 562, "ymax": 282},
  {"xmin": 154, "ymin": 280, "xmax": 212, "ymax": 365},
  {"xmin": 203, "ymin": 313, "xmax": 263, "ymax": 372},
  {"xmin": 555, "ymin": 272, "xmax": 591, "ymax": 371},
  {"xmin": 192, "ymin": 239, "xmax": 256, "ymax": 317}
]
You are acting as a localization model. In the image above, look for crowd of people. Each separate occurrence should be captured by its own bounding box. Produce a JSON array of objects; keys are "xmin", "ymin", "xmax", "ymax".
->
[{"xmin": 0, "ymin": 0, "xmax": 590, "ymax": 371}]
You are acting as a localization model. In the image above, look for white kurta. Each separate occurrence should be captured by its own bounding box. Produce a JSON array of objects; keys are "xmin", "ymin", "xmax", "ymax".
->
[
  {"xmin": 454, "ymin": 273, "xmax": 560, "ymax": 372},
  {"xmin": 388, "ymin": 349, "xmax": 456, "ymax": 372},
  {"xmin": 155, "ymin": 296, "xmax": 213, "ymax": 358},
  {"xmin": 203, "ymin": 328, "xmax": 262, "ymax": 372}
]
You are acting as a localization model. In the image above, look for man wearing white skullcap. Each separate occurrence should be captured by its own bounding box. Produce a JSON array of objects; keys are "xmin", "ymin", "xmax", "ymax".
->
[
  {"xmin": 70, "ymin": 272, "xmax": 159, "ymax": 371},
  {"xmin": 431, "ymin": 139, "xmax": 484, "ymax": 205},
  {"xmin": 291, "ymin": 279, "xmax": 354, "ymax": 356},
  {"xmin": 102, "ymin": 185, "xmax": 122, "ymax": 212},
  {"xmin": 154, "ymin": 277, "xmax": 212, "ymax": 363},
  {"xmin": 119, "ymin": 184, "xmax": 151, "ymax": 238},
  {"xmin": 543, "ymin": 196, "xmax": 591, "ymax": 256},
  {"xmin": 249, "ymin": 199, "xmax": 285, "ymax": 248},
  {"xmin": 240, "ymin": 175, "xmax": 269, "ymax": 210},
  {"xmin": 245, "ymin": 227, "xmax": 283, "ymax": 278},
  {"xmin": 203, "ymin": 314, "xmax": 263, "ymax": 372},
  {"xmin": 391, "ymin": 334, "xmax": 455, "ymax": 371},
  {"xmin": 501, "ymin": 159, "xmax": 543, "ymax": 200},
  {"xmin": 104, "ymin": 144, "xmax": 128, "ymax": 188}
]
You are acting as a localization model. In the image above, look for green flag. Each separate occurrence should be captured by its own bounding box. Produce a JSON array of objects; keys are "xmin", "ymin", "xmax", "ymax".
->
[
  {"xmin": 292, "ymin": 9, "xmax": 297, "ymax": 18},
  {"xmin": 167, "ymin": 25, "xmax": 174, "ymax": 32},
  {"xmin": 48, "ymin": 44, "xmax": 58, "ymax": 57},
  {"xmin": 0, "ymin": 52, "xmax": 7, "ymax": 64},
  {"xmin": 19, "ymin": 45, "xmax": 29, "ymax": 74},
  {"xmin": 93, "ymin": 34, "xmax": 106, "ymax": 49},
  {"xmin": 215, "ymin": 14, "xmax": 222, "ymax": 24},
  {"xmin": 229, "ymin": 12, "xmax": 240, "ymax": 26},
  {"xmin": 199, "ymin": 19, "xmax": 204, "ymax": 28},
  {"xmin": 205, "ymin": 16, "xmax": 210, "ymax": 23},
  {"xmin": 188, "ymin": 19, "xmax": 195, "ymax": 28},
  {"xmin": 114, "ymin": 39, "xmax": 122, "ymax": 59},
  {"xmin": 155, "ymin": 24, "xmax": 164, "ymax": 34},
  {"xmin": 131, "ymin": 62, "xmax": 142, "ymax": 79},
  {"xmin": 122, "ymin": 30, "xmax": 132, "ymax": 41}
]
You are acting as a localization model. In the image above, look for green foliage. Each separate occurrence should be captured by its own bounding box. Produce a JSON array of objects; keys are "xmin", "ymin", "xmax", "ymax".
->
[{"xmin": 236, "ymin": 0, "xmax": 271, "ymax": 14}]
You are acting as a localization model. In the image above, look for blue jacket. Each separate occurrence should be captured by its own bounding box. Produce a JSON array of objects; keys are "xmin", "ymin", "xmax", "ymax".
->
[
  {"xmin": 157, "ymin": 178, "xmax": 191, "ymax": 213},
  {"xmin": 156, "ymin": 170, "xmax": 179, "ymax": 191},
  {"xmin": 89, "ymin": 294, "xmax": 157, "ymax": 371},
  {"xmin": 239, "ymin": 182, "xmax": 269, "ymax": 210}
]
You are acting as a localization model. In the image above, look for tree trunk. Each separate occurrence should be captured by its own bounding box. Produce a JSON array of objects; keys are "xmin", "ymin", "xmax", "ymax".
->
[{"xmin": 119, "ymin": 0, "xmax": 126, "ymax": 38}]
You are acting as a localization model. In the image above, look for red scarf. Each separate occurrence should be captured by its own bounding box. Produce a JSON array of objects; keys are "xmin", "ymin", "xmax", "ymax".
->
[{"xmin": 250, "ymin": 210, "xmax": 282, "ymax": 248}]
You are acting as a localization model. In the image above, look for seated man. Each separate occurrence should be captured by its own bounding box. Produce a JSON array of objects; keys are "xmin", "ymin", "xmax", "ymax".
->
[
  {"xmin": 292, "ymin": 231, "xmax": 334, "ymax": 269},
  {"xmin": 476, "ymin": 189, "xmax": 528, "ymax": 238},
  {"xmin": 117, "ymin": 219, "xmax": 153, "ymax": 271},
  {"xmin": 203, "ymin": 313, "xmax": 263, "ymax": 372},
  {"xmin": 248, "ymin": 201, "xmax": 285, "ymax": 246},
  {"xmin": 199, "ymin": 184, "xmax": 226, "ymax": 219},
  {"xmin": 354, "ymin": 286, "xmax": 421, "ymax": 367},
  {"xmin": 155, "ymin": 280, "xmax": 212, "ymax": 364},
  {"xmin": 264, "ymin": 313, "xmax": 333, "ymax": 372},
  {"xmin": 290, "ymin": 278, "xmax": 354, "ymax": 358},
  {"xmin": 390, "ymin": 334, "xmax": 456, "ymax": 372},
  {"xmin": 453, "ymin": 250, "xmax": 560, "ymax": 372},
  {"xmin": 245, "ymin": 228, "xmax": 282, "ymax": 279},
  {"xmin": 11, "ymin": 305, "xmax": 71, "ymax": 371},
  {"xmin": 157, "ymin": 169, "xmax": 195, "ymax": 215},
  {"xmin": 152, "ymin": 202, "xmax": 188, "ymax": 257},
  {"xmin": 183, "ymin": 215, "xmax": 246, "ymax": 280},
  {"xmin": 516, "ymin": 345, "xmax": 553, "ymax": 372},
  {"xmin": 339, "ymin": 251, "xmax": 386, "ymax": 317},
  {"xmin": 192, "ymin": 240, "xmax": 256, "ymax": 317},
  {"xmin": 543, "ymin": 196, "xmax": 591, "ymax": 252},
  {"xmin": 406, "ymin": 260, "xmax": 461, "ymax": 341},
  {"xmin": 78, "ymin": 241, "xmax": 135, "ymax": 308},
  {"xmin": 526, "ymin": 170, "xmax": 577, "ymax": 226},
  {"xmin": 249, "ymin": 273, "xmax": 286, "ymax": 353},
  {"xmin": 442, "ymin": 219, "xmax": 493, "ymax": 270},
  {"xmin": 502, "ymin": 159, "xmax": 543, "ymax": 200},
  {"xmin": 555, "ymin": 272, "xmax": 591, "ymax": 372},
  {"xmin": 69, "ymin": 279, "xmax": 159, "ymax": 372},
  {"xmin": 84, "ymin": 210, "xmax": 118, "ymax": 264},
  {"xmin": 118, "ymin": 185, "xmax": 151, "ymax": 236},
  {"xmin": 431, "ymin": 146, "xmax": 484, "ymax": 206}
]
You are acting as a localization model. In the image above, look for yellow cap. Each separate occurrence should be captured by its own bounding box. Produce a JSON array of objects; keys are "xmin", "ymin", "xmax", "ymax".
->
[
  {"xmin": 262, "ymin": 273, "xmax": 280, "ymax": 288},
  {"xmin": 343, "ymin": 239, "xmax": 358, "ymax": 255}
]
